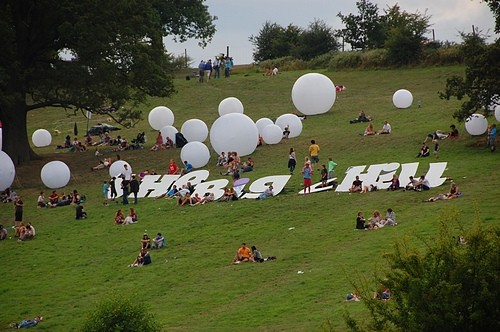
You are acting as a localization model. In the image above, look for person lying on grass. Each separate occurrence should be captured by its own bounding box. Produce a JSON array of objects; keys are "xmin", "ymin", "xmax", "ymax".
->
[{"xmin": 424, "ymin": 182, "xmax": 461, "ymax": 202}]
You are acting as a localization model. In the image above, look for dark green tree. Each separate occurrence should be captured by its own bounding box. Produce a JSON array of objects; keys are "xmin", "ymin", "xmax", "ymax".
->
[
  {"xmin": 0, "ymin": 0, "xmax": 216, "ymax": 165},
  {"xmin": 249, "ymin": 22, "xmax": 301, "ymax": 62},
  {"xmin": 382, "ymin": 5, "xmax": 431, "ymax": 65},
  {"xmin": 439, "ymin": 32, "xmax": 500, "ymax": 121},
  {"xmin": 346, "ymin": 216, "xmax": 500, "ymax": 332},
  {"xmin": 337, "ymin": 0, "xmax": 385, "ymax": 50},
  {"xmin": 484, "ymin": 0, "xmax": 500, "ymax": 32},
  {"xmin": 293, "ymin": 19, "xmax": 339, "ymax": 61}
]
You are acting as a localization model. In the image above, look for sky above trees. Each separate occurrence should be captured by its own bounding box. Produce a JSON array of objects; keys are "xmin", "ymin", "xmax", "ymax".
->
[{"xmin": 164, "ymin": 0, "xmax": 498, "ymax": 65}]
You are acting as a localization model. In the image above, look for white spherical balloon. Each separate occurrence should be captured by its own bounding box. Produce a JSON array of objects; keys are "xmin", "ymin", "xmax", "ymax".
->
[
  {"xmin": 291, "ymin": 73, "xmax": 336, "ymax": 115},
  {"xmin": 109, "ymin": 160, "xmax": 132, "ymax": 178},
  {"xmin": 495, "ymin": 105, "xmax": 500, "ymax": 122},
  {"xmin": 465, "ymin": 114, "xmax": 488, "ymax": 135},
  {"xmin": 0, "ymin": 151, "xmax": 15, "ymax": 191},
  {"xmin": 41, "ymin": 161, "xmax": 71, "ymax": 189},
  {"xmin": 262, "ymin": 124, "xmax": 282, "ymax": 145},
  {"xmin": 275, "ymin": 114, "xmax": 303, "ymax": 138},
  {"xmin": 181, "ymin": 119, "xmax": 208, "ymax": 142},
  {"xmin": 180, "ymin": 142, "xmax": 211, "ymax": 168},
  {"xmin": 210, "ymin": 113, "xmax": 258, "ymax": 156},
  {"xmin": 148, "ymin": 106, "xmax": 175, "ymax": 130},
  {"xmin": 218, "ymin": 97, "xmax": 244, "ymax": 116},
  {"xmin": 32, "ymin": 129, "xmax": 52, "ymax": 147},
  {"xmin": 255, "ymin": 118, "xmax": 274, "ymax": 135},
  {"xmin": 392, "ymin": 89, "xmax": 413, "ymax": 109},
  {"xmin": 160, "ymin": 125, "xmax": 178, "ymax": 145}
]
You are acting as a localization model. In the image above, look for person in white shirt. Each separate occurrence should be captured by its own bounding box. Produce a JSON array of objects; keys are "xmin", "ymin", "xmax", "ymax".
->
[{"xmin": 378, "ymin": 120, "xmax": 392, "ymax": 134}]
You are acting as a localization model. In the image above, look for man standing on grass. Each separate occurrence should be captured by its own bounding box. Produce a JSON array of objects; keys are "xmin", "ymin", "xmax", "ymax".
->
[
  {"xmin": 129, "ymin": 175, "xmax": 140, "ymax": 204},
  {"xmin": 120, "ymin": 164, "xmax": 132, "ymax": 205},
  {"xmin": 309, "ymin": 140, "xmax": 320, "ymax": 169}
]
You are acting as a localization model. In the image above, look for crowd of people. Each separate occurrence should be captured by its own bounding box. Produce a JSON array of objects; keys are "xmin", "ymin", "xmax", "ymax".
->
[{"xmin": 197, "ymin": 54, "xmax": 234, "ymax": 82}]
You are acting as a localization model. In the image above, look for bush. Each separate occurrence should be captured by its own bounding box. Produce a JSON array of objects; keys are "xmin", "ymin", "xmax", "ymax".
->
[
  {"xmin": 307, "ymin": 52, "xmax": 337, "ymax": 69},
  {"xmin": 345, "ymin": 213, "xmax": 500, "ymax": 332},
  {"xmin": 82, "ymin": 297, "xmax": 161, "ymax": 332}
]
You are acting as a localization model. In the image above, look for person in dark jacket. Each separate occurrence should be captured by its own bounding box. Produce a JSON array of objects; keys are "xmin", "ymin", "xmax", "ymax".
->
[{"xmin": 129, "ymin": 175, "xmax": 140, "ymax": 204}]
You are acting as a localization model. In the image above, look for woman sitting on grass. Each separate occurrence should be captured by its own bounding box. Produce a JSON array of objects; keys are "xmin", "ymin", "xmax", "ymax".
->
[
  {"xmin": 129, "ymin": 248, "xmax": 151, "ymax": 267},
  {"xmin": 114, "ymin": 209, "xmax": 125, "ymax": 224},
  {"xmin": 141, "ymin": 233, "xmax": 151, "ymax": 249},
  {"xmin": 425, "ymin": 182, "xmax": 461, "ymax": 202},
  {"xmin": 368, "ymin": 210, "xmax": 382, "ymax": 229},
  {"xmin": 124, "ymin": 208, "xmax": 138, "ymax": 224},
  {"xmin": 364, "ymin": 122, "xmax": 375, "ymax": 136},
  {"xmin": 18, "ymin": 222, "xmax": 35, "ymax": 241}
]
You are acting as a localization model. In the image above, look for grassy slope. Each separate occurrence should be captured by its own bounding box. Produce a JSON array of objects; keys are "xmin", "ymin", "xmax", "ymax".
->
[{"xmin": 0, "ymin": 66, "xmax": 498, "ymax": 331}]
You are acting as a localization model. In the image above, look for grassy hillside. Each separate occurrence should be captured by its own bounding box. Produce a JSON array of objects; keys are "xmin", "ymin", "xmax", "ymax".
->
[{"xmin": 0, "ymin": 66, "xmax": 498, "ymax": 331}]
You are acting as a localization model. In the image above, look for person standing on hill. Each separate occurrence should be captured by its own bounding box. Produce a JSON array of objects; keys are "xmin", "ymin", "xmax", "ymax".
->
[
  {"xmin": 288, "ymin": 147, "xmax": 297, "ymax": 174},
  {"xmin": 488, "ymin": 123, "xmax": 497, "ymax": 152},
  {"xmin": 129, "ymin": 175, "xmax": 140, "ymax": 204},
  {"xmin": 204, "ymin": 59, "xmax": 212, "ymax": 82},
  {"xmin": 213, "ymin": 56, "xmax": 221, "ymax": 78},
  {"xmin": 308, "ymin": 140, "xmax": 320, "ymax": 169},
  {"xmin": 302, "ymin": 162, "xmax": 313, "ymax": 195},
  {"xmin": 109, "ymin": 176, "xmax": 118, "ymax": 201},
  {"xmin": 327, "ymin": 157, "xmax": 337, "ymax": 179},
  {"xmin": 14, "ymin": 195, "xmax": 24, "ymax": 227},
  {"xmin": 198, "ymin": 60, "xmax": 205, "ymax": 83}
]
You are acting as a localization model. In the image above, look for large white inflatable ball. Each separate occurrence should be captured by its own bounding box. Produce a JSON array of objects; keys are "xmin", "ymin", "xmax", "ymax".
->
[
  {"xmin": 392, "ymin": 89, "xmax": 413, "ymax": 109},
  {"xmin": 210, "ymin": 113, "xmax": 258, "ymax": 156},
  {"xmin": 262, "ymin": 124, "xmax": 283, "ymax": 144},
  {"xmin": 32, "ymin": 129, "xmax": 52, "ymax": 147},
  {"xmin": 0, "ymin": 151, "xmax": 15, "ymax": 191},
  {"xmin": 218, "ymin": 97, "xmax": 244, "ymax": 116},
  {"xmin": 160, "ymin": 125, "xmax": 178, "ymax": 145},
  {"xmin": 275, "ymin": 114, "xmax": 303, "ymax": 138},
  {"xmin": 495, "ymin": 105, "xmax": 500, "ymax": 122},
  {"xmin": 181, "ymin": 119, "xmax": 208, "ymax": 142},
  {"xmin": 255, "ymin": 118, "xmax": 274, "ymax": 136},
  {"xmin": 465, "ymin": 114, "xmax": 488, "ymax": 135},
  {"xmin": 180, "ymin": 142, "xmax": 211, "ymax": 168},
  {"xmin": 41, "ymin": 161, "xmax": 71, "ymax": 189},
  {"xmin": 148, "ymin": 106, "xmax": 175, "ymax": 130},
  {"xmin": 291, "ymin": 73, "xmax": 336, "ymax": 115},
  {"xmin": 109, "ymin": 160, "xmax": 132, "ymax": 178}
]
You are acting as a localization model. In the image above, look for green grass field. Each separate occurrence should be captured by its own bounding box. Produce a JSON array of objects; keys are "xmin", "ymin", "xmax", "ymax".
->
[{"xmin": 0, "ymin": 65, "xmax": 498, "ymax": 331}]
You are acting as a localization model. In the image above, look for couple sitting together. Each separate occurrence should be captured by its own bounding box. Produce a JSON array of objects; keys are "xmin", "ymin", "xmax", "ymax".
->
[{"xmin": 231, "ymin": 243, "xmax": 276, "ymax": 264}]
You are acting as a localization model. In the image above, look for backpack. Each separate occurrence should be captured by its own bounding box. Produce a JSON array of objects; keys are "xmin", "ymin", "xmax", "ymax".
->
[{"xmin": 175, "ymin": 132, "xmax": 188, "ymax": 148}]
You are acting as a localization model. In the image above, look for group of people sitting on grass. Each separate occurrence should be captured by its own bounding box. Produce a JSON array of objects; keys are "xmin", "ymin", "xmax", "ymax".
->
[
  {"xmin": 356, "ymin": 208, "xmax": 397, "ymax": 230},
  {"xmin": 230, "ymin": 242, "xmax": 276, "ymax": 264},
  {"xmin": 129, "ymin": 232, "xmax": 165, "ymax": 267},
  {"xmin": 363, "ymin": 120, "xmax": 392, "ymax": 136},
  {"xmin": 349, "ymin": 174, "xmax": 435, "ymax": 193},
  {"xmin": 218, "ymin": 151, "xmax": 254, "ymax": 178},
  {"xmin": 114, "ymin": 208, "xmax": 138, "ymax": 224},
  {"xmin": 150, "ymin": 131, "xmax": 174, "ymax": 151},
  {"xmin": 9, "ymin": 222, "xmax": 37, "ymax": 242},
  {"xmin": 39, "ymin": 190, "xmax": 85, "ymax": 208}
]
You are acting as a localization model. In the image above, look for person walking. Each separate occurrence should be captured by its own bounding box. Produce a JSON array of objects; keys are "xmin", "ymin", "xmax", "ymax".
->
[{"xmin": 308, "ymin": 140, "xmax": 320, "ymax": 169}]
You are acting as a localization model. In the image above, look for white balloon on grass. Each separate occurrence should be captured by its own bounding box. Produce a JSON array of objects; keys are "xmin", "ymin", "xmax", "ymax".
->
[
  {"xmin": 465, "ymin": 114, "xmax": 488, "ymax": 135},
  {"xmin": 181, "ymin": 119, "xmax": 208, "ymax": 142},
  {"xmin": 109, "ymin": 160, "xmax": 132, "ymax": 178},
  {"xmin": 392, "ymin": 89, "xmax": 413, "ymax": 109},
  {"xmin": 180, "ymin": 142, "xmax": 211, "ymax": 168},
  {"xmin": 148, "ymin": 106, "xmax": 175, "ymax": 130},
  {"xmin": 275, "ymin": 114, "xmax": 303, "ymax": 138},
  {"xmin": 210, "ymin": 113, "xmax": 258, "ymax": 156},
  {"xmin": 0, "ymin": 151, "xmax": 15, "ymax": 191},
  {"xmin": 32, "ymin": 129, "xmax": 52, "ymax": 147},
  {"xmin": 291, "ymin": 73, "xmax": 336, "ymax": 115},
  {"xmin": 495, "ymin": 105, "xmax": 500, "ymax": 122},
  {"xmin": 41, "ymin": 161, "xmax": 71, "ymax": 189},
  {"xmin": 255, "ymin": 118, "xmax": 274, "ymax": 135},
  {"xmin": 218, "ymin": 97, "xmax": 244, "ymax": 116},
  {"xmin": 262, "ymin": 124, "xmax": 283, "ymax": 144},
  {"xmin": 160, "ymin": 125, "xmax": 178, "ymax": 145}
]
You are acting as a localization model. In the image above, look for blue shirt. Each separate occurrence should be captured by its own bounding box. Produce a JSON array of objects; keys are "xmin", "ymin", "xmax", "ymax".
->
[
  {"xmin": 303, "ymin": 167, "xmax": 312, "ymax": 179},
  {"xmin": 489, "ymin": 127, "xmax": 497, "ymax": 140},
  {"xmin": 185, "ymin": 163, "xmax": 193, "ymax": 172}
]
